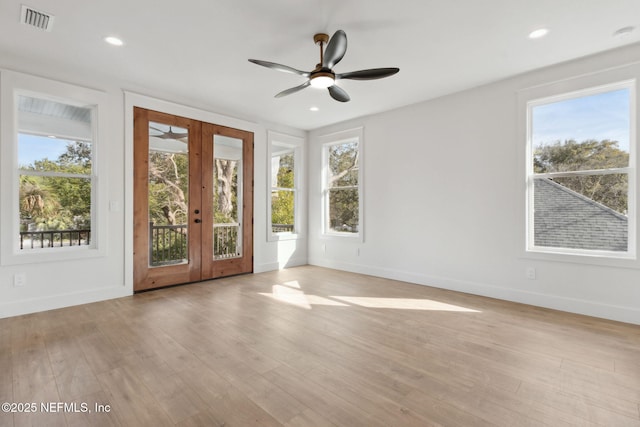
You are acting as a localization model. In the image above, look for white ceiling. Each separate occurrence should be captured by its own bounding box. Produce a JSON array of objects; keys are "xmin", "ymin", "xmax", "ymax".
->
[{"xmin": 1, "ymin": 0, "xmax": 639, "ymax": 130}]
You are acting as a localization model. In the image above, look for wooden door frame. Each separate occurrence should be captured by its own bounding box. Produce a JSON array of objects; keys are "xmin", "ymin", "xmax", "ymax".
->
[
  {"xmin": 133, "ymin": 108, "xmax": 202, "ymax": 291},
  {"xmin": 133, "ymin": 107, "xmax": 253, "ymax": 292}
]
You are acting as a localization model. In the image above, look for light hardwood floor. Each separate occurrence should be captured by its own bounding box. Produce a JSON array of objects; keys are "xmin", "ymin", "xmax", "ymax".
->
[{"xmin": 1, "ymin": 266, "xmax": 639, "ymax": 426}]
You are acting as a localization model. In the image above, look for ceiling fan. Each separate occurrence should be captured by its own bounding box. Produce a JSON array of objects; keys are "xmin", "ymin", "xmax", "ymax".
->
[
  {"xmin": 249, "ymin": 30, "xmax": 399, "ymax": 102},
  {"xmin": 149, "ymin": 125, "xmax": 188, "ymax": 140}
]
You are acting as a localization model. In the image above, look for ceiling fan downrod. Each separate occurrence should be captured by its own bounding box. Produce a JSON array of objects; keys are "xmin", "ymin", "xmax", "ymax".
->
[{"xmin": 313, "ymin": 33, "xmax": 330, "ymax": 68}]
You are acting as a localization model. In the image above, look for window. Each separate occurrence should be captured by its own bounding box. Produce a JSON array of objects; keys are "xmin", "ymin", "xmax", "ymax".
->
[
  {"xmin": 1, "ymin": 71, "xmax": 107, "ymax": 264},
  {"xmin": 267, "ymin": 131, "xmax": 303, "ymax": 241},
  {"xmin": 321, "ymin": 127, "xmax": 363, "ymax": 238},
  {"xmin": 18, "ymin": 96, "xmax": 94, "ymax": 250},
  {"xmin": 525, "ymin": 80, "xmax": 635, "ymax": 258}
]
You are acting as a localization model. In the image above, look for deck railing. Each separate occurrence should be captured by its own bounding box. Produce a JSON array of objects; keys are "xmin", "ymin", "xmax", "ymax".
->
[
  {"xmin": 149, "ymin": 222, "xmax": 242, "ymax": 265},
  {"xmin": 19, "ymin": 229, "xmax": 91, "ymax": 250},
  {"xmin": 272, "ymin": 224, "xmax": 294, "ymax": 233},
  {"xmin": 213, "ymin": 223, "xmax": 240, "ymax": 260},
  {"xmin": 149, "ymin": 223, "xmax": 188, "ymax": 266}
]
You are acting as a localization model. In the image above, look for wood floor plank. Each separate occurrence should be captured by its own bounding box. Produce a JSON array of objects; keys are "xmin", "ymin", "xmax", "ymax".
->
[
  {"xmin": 0, "ymin": 323, "xmax": 13, "ymax": 427},
  {"xmin": 96, "ymin": 365, "xmax": 173, "ymax": 427},
  {"xmin": 516, "ymin": 379, "xmax": 640, "ymax": 426},
  {"xmin": 63, "ymin": 390, "xmax": 122, "ymax": 427},
  {"xmin": 44, "ymin": 328, "xmax": 103, "ymax": 401},
  {"xmin": 262, "ymin": 365, "xmax": 386, "ymax": 427},
  {"xmin": 136, "ymin": 371, "xmax": 204, "ymax": 425},
  {"xmin": 284, "ymin": 408, "xmax": 338, "ymax": 427},
  {"xmin": 1, "ymin": 265, "xmax": 639, "ymax": 426},
  {"xmin": 10, "ymin": 318, "xmax": 66, "ymax": 427},
  {"xmin": 78, "ymin": 330, "xmax": 125, "ymax": 376}
]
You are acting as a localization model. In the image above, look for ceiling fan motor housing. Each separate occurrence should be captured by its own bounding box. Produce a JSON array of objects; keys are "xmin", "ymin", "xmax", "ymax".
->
[{"xmin": 310, "ymin": 68, "xmax": 335, "ymax": 88}]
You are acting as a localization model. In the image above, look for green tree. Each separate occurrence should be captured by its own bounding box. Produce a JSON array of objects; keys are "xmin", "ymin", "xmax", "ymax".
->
[
  {"xmin": 328, "ymin": 142, "xmax": 359, "ymax": 232},
  {"xmin": 58, "ymin": 141, "xmax": 92, "ymax": 168},
  {"xmin": 272, "ymin": 153, "xmax": 294, "ymax": 228},
  {"xmin": 534, "ymin": 139, "xmax": 628, "ymax": 214},
  {"xmin": 148, "ymin": 151, "xmax": 189, "ymax": 226},
  {"xmin": 214, "ymin": 159, "xmax": 238, "ymax": 223},
  {"xmin": 19, "ymin": 141, "xmax": 92, "ymax": 230},
  {"xmin": 19, "ymin": 176, "xmax": 60, "ymax": 230}
]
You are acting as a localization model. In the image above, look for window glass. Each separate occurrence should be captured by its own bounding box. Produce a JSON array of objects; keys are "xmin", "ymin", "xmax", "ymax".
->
[
  {"xmin": 17, "ymin": 95, "xmax": 94, "ymax": 250},
  {"xmin": 329, "ymin": 142, "xmax": 359, "ymax": 187},
  {"xmin": 271, "ymin": 152, "xmax": 295, "ymax": 233},
  {"xmin": 324, "ymin": 138, "xmax": 360, "ymax": 235},
  {"xmin": 270, "ymin": 143, "xmax": 297, "ymax": 235},
  {"xmin": 274, "ymin": 151, "xmax": 294, "ymax": 188},
  {"xmin": 528, "ymin": 85, "xmax": 632, "ymax": 254}
]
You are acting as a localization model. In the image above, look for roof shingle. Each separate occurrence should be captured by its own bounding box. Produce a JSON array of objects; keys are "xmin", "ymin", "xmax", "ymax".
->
[{"xmin": 534, "ymin": 179, "xmax": 627, "ymax": 251}]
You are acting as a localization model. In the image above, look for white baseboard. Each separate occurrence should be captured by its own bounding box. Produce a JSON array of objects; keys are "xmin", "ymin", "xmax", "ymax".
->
[
  {"xmin": 254, "ymin": 257, "xmax": 307, "ymax": 273},
  {"xmin": 0, "ymin": 286, "xmax": 131, "ymax": 319},
  {"xmin": 308, "ymin": 257, "xmax": 640, "ymax": 326}
]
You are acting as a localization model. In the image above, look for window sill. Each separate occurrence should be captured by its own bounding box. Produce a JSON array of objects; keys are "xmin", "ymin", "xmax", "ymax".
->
[
  {"xmin": 268, "ymin": 232, "xmax": 304, "ymax": 242},
  {"xmin": 321, "ymin": 232, "xmax": 363, "ymax": 242},
  {"xmin": 520, "ymin": 247, "xmax": 639, "ymax": 269},
  {"xmin": 1, "ymin": 245, "xmax": 105, "ymax": 266}
]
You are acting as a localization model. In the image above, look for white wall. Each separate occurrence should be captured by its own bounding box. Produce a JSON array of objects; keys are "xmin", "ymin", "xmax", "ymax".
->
[
  {"xmin": 3, "ymin": 43, "xmax": 639, "ymax": 324},
  {"xmin": 308, "ymin": 43, "xmax": 640, "ymax": 325},
  {"xmin": 0, "ymin": 55, "xmax": 306, "ymax": 318}
]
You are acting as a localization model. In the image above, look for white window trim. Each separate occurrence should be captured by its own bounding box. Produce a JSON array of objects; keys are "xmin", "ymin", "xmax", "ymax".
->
[
  {"xmin": 267, "ymin": 131, "xmax": 304, "ymax": 241},
  {"xmin": 0, "ymin": 70, "xmax": 108, "ymax": 265},
  {"xmin": 319, "ymin": 127, "xmax": 364, "ymax": 241},
  {"xmin": 517, "ymin": 64, "xmax": 639, "ymax": 268}
]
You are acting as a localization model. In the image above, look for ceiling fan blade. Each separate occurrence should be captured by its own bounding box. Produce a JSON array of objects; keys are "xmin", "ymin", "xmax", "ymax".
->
[
  {"xmin": 149, "ymin": 126, "xmax": 188, "ymax": 139},
  {"xmin": 322, "ymin": 30, "xmax": 347, "ymax": 69},
  {"xmin": 336, "ymin": 67, "xmax": 400, "ymax": 80},
  {"xmin": 275, "ymin": 81, "xmax": 311, "ymax": 98},
  {"xmin": 248, "ymin": 59, "xmax": 310, "ymax": 77},
  {"xmin": 328, "ymin": 85, "xmax": 350, "ymax": 102}
]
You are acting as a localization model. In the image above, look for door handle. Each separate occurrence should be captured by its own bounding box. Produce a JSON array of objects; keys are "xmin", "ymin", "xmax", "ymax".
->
[{"xmin": 194, "ymin": 219, "xmax": 201, "ymax": 223}]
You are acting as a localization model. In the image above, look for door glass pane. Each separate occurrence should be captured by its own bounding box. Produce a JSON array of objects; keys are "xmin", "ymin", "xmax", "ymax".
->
[
  {"xmin": 148, "ymin": 122, "xmax": 189, "ymax": 266},
  {"xmin": 213, "ymin": 135, "xmax": 242, "ymax": 259}
]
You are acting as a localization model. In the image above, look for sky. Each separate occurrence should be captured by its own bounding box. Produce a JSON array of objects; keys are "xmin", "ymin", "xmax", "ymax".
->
[
  {"xmin": 18, "ymin": 134, "xmax": 75, "ymax": 167},
  {"xmin": 532, "ymin": 88, "xmax": 630, "ymax": 152},
  {"xmin": 18, "ymin": 88, "xmax": 631, "ymax": 166}
]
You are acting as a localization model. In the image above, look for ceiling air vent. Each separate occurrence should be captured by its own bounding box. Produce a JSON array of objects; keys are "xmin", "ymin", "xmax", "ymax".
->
[{"xmin": 20, "ymin": 5, "xmax": 54, "ymax": 32}]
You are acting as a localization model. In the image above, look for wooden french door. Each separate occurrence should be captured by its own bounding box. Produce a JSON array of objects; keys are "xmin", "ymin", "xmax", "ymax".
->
[{"xmin": 133, "ymin": 107, "xmax": 253, "ymax": 291}]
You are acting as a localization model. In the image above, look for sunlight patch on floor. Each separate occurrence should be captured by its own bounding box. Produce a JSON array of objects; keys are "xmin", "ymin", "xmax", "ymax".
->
[
  {"xmin": 282, "ymin": 280, "xmax": 301, "ymax": 289},
  {"xmin": 259, "ymin": 285, "xmax": 349, "ymax": 309},
  {"xmin": 259, "ymin": 282, "xmax": 480, "ymax": 312},
  {"xmin": 330, "ymin": 296, "xmax": 481, "ymax": 312}
]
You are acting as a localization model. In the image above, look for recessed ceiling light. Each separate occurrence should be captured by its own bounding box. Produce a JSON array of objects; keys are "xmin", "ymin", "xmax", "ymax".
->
[
  {"xmin": 309, "ymin": 106, "xmax": 319, "ymax": 112},
  {"xmin": 528, "ymin": 28, "xmax": 549, "ymax": 39},
  {"xmin": 104, "ymin": 36, "xmax": 124, "ymax": 46},
  {"xmin": 613, "ymin": 26, "xmax": 635, "ymax": 38}
]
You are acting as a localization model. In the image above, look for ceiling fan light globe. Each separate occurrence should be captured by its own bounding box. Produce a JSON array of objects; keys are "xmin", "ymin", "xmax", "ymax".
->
[{"xmin": 310, "ymin": 75, "xmax": 335, "ymax": 88}]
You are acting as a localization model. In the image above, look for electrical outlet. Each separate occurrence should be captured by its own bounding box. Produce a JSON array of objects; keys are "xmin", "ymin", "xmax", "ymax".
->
[
  {"xmin": 356, "ymin": 247, "xmax": 360, "ymax": 256},
  {"xmin": 14, "ymin": 273, "xmax": 26, "ymax": 287},
  {"xmin": 322, "ymin": 243, "xmax": 326, "ymax": 253},
  {"xmin": 525, "ymin": 267, "xmax": 536, "ymax": 280}
]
